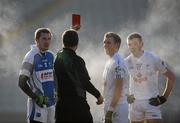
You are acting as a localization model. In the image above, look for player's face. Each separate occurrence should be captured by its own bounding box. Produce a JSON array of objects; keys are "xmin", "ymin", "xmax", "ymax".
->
[
  {"xmin": 127, "ymin": 38, "xmax": 143, "ymax": 55},
  {"xmin": 36, "ymin": 32, "xmax": 51, "ymax": 51},
  {"xmin": 103, "ymin": 37, "xmax": 117, "ymax": 57}
]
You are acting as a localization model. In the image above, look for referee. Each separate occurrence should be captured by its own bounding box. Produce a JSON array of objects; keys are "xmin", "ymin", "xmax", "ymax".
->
[{"xmin": 54, "ymin": 29, "xmax": 103, "ymax": 123}]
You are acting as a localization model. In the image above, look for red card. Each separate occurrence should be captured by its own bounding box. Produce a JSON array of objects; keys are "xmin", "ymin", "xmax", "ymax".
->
[{"xmin": 72, "ymin": 14, "xmax": 81, "ymax": 27}]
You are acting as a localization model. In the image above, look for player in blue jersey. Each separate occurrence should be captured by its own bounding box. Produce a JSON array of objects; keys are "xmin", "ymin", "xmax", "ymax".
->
[{"xmin": 18, "ymin": 28, "xmax": 56, "ymax": 123}]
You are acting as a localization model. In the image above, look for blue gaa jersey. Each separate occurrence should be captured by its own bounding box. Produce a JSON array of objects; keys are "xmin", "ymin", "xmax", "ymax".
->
[{"xmin": 19, "ymin": 44, "xmax": 55, "ymax": 107}]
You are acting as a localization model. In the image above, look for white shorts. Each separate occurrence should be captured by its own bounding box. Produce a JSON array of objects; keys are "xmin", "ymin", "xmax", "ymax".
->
[
  {"xmin": 129, "ymin": 99, "xmax": 161, "ymax": 121},
  {"xmin": 27, "ymin": 98, "xmax": 55, "ymax": 123},
  {"xmin": 104, "ymin": 103, "xmax": 128, "ymax": 123}
]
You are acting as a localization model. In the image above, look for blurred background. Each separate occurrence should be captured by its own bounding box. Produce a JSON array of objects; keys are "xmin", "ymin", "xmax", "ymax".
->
[{"xmin": 0, "ymin": 0, "xmax": 180, "ymax": 123}]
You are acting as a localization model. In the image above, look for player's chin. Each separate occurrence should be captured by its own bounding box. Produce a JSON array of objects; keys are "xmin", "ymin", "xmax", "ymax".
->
[
  {"xmin": 129, "ymin": 49, "xmax": 134, "ymax": 53},
  {"xmin": 104, "ymin": 48, "xmax": 109, "ymax": 55},
  {"xmin": 104, "ymin": 50, "xmax": 109, "ymax": 55},
  {"xmin": 43, "ymin": 47, "xmax": 49, "ymax": 51}
]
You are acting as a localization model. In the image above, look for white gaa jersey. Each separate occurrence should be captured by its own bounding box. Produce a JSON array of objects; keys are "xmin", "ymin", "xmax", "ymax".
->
[
  {"xmin": 125, "ymin": 51, "xmax": 167, "ymax": 100},
  {"xmin": 103, "ymin": 52, "xmax": 129, "ymax": 106}
]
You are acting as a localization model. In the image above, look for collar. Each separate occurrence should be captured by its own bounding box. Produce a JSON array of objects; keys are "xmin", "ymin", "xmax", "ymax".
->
[
  {"xmin": 63, "ymin": 48, "xmax": 76, "ymax": 55},
  {"xmin": 31, "ymin": 44, "xmax": 47, "ymax": 56},
  {"xmin": 111, "ymin": 52, "xmax": 119, "ymax": 59}
]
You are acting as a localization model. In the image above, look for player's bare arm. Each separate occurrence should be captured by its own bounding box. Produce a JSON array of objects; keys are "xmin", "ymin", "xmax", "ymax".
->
[
  {"xmin": 162, "ymin": 68, "xmax": 175, "ymax": 98},
  {"xmin": 105, "ymin": 78, "xmax": 123, "ymax": 123},
  {"xmin": 110, "ymin": 78, "xmax": 123, "ymax": 108}
]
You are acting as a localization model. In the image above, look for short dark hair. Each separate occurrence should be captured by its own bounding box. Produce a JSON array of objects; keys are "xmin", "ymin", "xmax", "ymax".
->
[
  {"xmin": 127, "ymin": 32, "xmax": 142, "ymax": 42},
  {"xmin": 104, "ymin": 32, "xmax": 121, "ymax": 46},
  {"xmin": 34, "ymin": 28, "xmax": 52, "ymax": 40},
  {"xmin": 62, "ymin": 29, "xmax": 79, "ymax": 47}
]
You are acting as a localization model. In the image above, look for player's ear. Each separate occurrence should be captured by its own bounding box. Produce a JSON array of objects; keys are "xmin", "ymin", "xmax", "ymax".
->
[
  {"xmin": 140, "ymin": 41, "xmax": 144, "ymax": 47},
  {"xmin": 35, "ymin": 38, "xmax": 39, "ymax": 45},
  {"xmin": 116, "ymin": 42, "xmax": 120, "ymax": 50}
]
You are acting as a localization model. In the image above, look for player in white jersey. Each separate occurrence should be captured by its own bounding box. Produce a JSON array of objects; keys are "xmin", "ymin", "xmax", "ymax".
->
[
  {"xmin": 125, "ymin": 32, "xmax": 175, "ymax": 123},
  {"xmin": 103, "ymin": 32, "xmax": 129, "ymax": 123},
  {"xmin": 18, "ymin": 28, "xmax": 56, "ymax": 123}
]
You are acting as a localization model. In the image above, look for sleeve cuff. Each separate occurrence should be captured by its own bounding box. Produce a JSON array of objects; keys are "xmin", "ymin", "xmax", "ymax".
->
[{"xmin": 19, "ymin": 69, "xmax": 30, "ymax": 77}]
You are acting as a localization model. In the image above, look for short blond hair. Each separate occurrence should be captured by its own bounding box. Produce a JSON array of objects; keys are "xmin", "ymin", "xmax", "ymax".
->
[
  {"xmin": 104, "ymin": 32, "xmax": 121, "ymax": 46},
  {"xmin": 127, "ymin": 32, "xmax": 142, "ymax": 42}
]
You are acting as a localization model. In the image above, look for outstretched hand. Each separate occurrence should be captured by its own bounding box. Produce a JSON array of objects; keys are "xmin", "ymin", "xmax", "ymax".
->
[{"xmin": 71, "ymin": 24, "xmax": 81, "ymax": 31}]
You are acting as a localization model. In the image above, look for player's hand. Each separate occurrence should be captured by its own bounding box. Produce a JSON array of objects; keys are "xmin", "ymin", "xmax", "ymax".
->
[
  {"xmin": 96, "ymin": 95, "xmax": 104, "ymax": 105},
  {"xmin": 149, "ymin": 95, "xmax": 166, "ymax": 106},
  {"xmin": 71, "ymin": 24, "xmax": 81, "ymax": 31},
  {"xmin": 105, "ymin": 111, "xmax": 113, "ymax": 123},
  {"xmin": 127, "ymin": 94, "xmax": 135, "ymax": 104},
  {"xmin": 35, "ymin": 95, "xmax": 48, "ymax": 107}
]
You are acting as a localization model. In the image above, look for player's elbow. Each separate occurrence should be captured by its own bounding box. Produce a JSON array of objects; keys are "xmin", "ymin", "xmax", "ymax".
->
[
  {"xmin": 166, "ymin": 69, "xmax": 175, "ymax": 84},
  {"xmin": 169, "ymin": 70, "xmax": 175, "ymax": 81},
  {"xmin": 170, "ymin": 73, "xmax": 175, "ymax": 84},
  {"xmin": 168, "ymin": 72, "xmax": 175, "ymax": 86}
]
